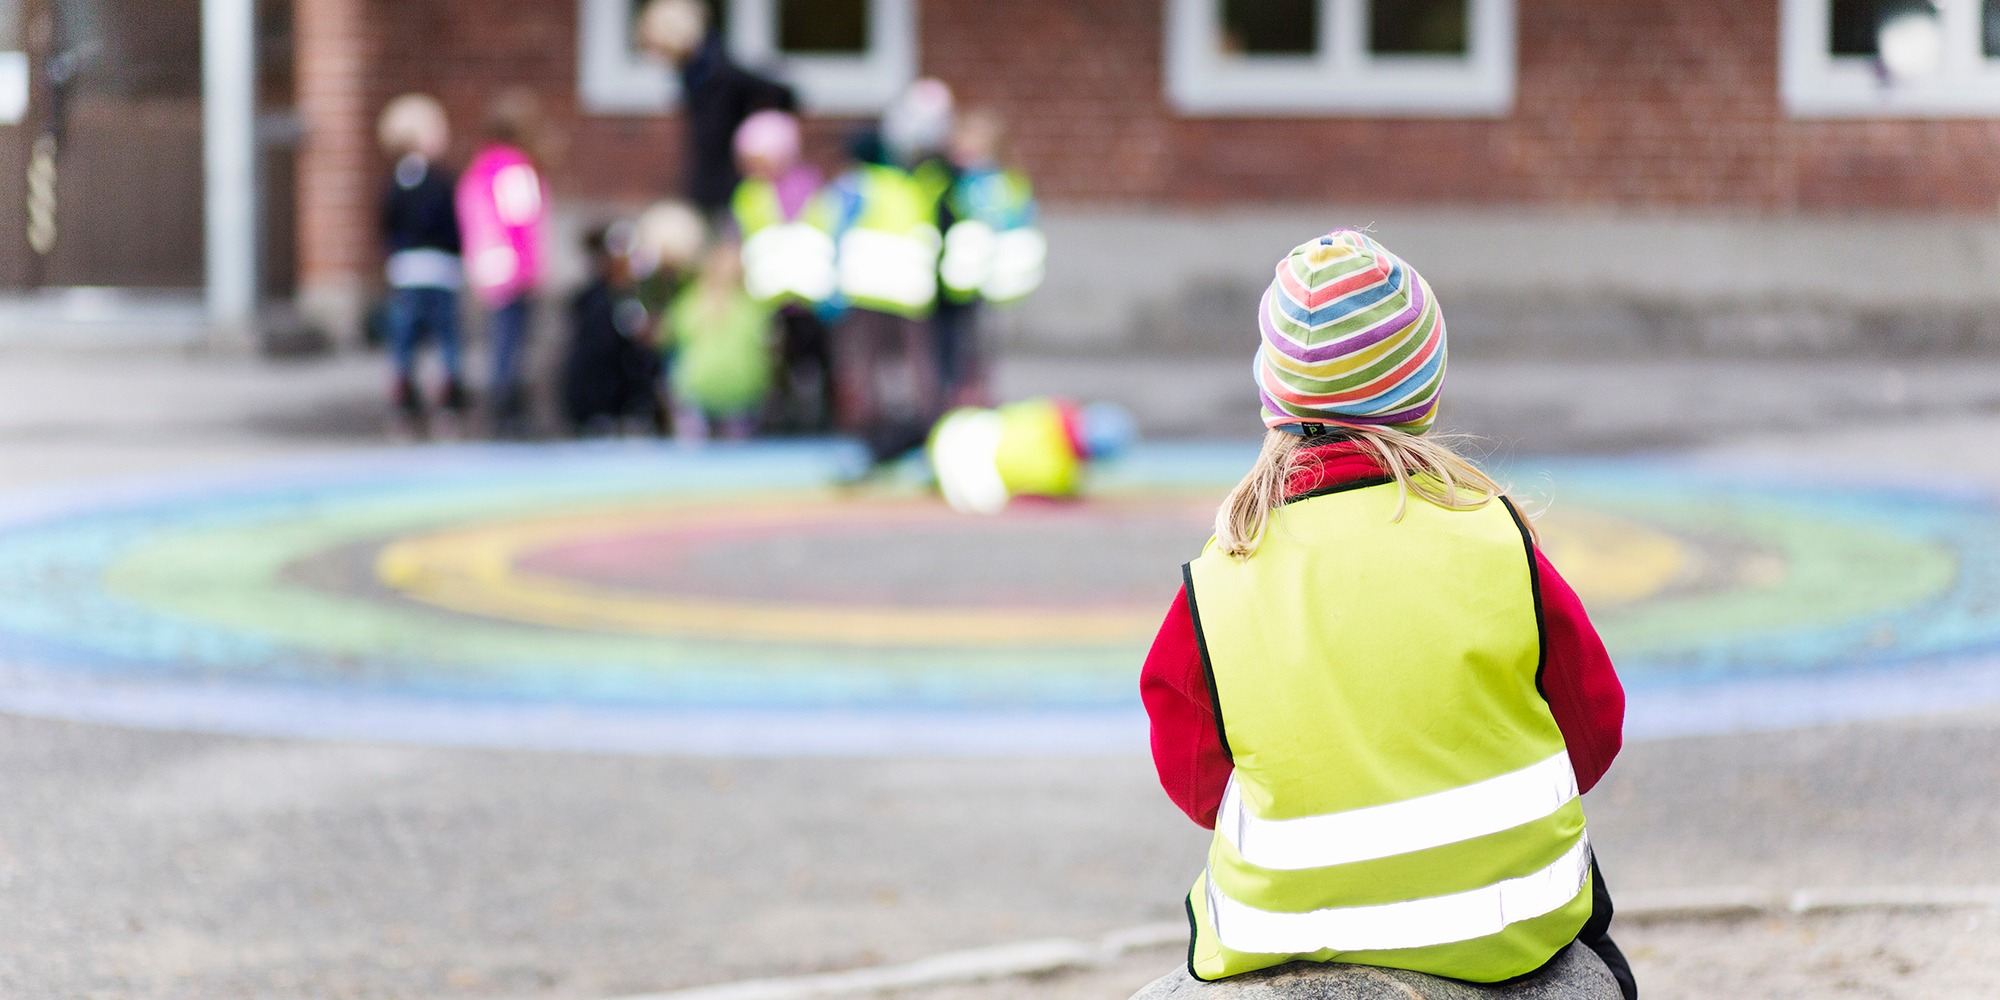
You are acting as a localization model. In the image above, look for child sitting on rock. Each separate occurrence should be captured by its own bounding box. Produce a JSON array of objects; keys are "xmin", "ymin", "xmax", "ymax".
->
[{"xmin": 1141, "ymin": 231, "xmax": 1636, "ymax": 998}]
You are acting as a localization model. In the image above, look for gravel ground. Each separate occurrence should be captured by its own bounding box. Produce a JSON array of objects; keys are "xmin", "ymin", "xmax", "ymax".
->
[{"xmin": 2, "ymin": 350, "xmax": 1999, "ymax": 998}]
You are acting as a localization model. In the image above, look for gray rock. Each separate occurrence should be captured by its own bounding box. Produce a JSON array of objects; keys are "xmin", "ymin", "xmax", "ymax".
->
[{"xmin": 1129, "ymin": 944, "xmax": 1620, "ymax": 1000}]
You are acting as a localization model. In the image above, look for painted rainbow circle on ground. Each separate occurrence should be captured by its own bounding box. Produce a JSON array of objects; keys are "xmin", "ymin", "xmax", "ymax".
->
[{"xmin": 0, "ymin": 441, "xmax": 1995, "ymax": 754}]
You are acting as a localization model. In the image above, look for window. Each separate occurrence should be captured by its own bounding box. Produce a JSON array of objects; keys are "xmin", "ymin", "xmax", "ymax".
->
[
  {"xmin": 1782, "ymin": 0, "xmax": 2000, "ymax": 115},
  {"xmin": 1164, "ymin": 0, "xmax": 1513, "ymax": 115},
  {"xmin": 1221, "ymin": 0, "xmax": 1319, "ymax": 55},
  {"xmin": 777, "ymin": 0, "xmax": 868, "ymax": 54},
  {"xmin": 577, "ymin": 0, "xmax": 914, "ymax": 115}
]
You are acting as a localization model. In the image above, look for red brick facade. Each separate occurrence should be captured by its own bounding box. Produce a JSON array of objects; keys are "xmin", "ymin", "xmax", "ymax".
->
[{"xmin": 294, "ymin": 0, "xmax": 2000, "ymax": 301}]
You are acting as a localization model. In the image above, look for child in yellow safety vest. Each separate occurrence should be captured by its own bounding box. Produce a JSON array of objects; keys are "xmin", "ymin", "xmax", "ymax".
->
[
  {"xmin": 933, "ymin": 110, "xmax": 1044, "ymax": 408},
  {"xmin": 806, "ymin": 129, "xmax": 942, "ymax": 433},
  {"xmin": 729, "ymin": 110, "xmax": 836, "ymax": 432},
  {"xmin": 1142, "ymin": 231, "xmax": 1636, "ymax": 998}
]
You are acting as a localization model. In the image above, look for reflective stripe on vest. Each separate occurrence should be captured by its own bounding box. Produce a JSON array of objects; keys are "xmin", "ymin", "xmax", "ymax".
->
[
  {"xmin": 941, "ymin": 221, "xmax": 1046, "ymax": 304},
  {"xmin": 940, "ymin": 220, "xmax": 998, "ymax": 299},
  {"xmin": 1216, "ymin": 750, "xmax": 1579, "ymax": 871},
  {"xmin": 1183, "ymin": 483, "xmax": 1592, "ymax": 983},
  {"xmin": 734, "ymin": 180, "xmax": 836, "ymax": 306},
  {"xmin": 811, "ymin": 165, "xmax": 940, "ymax": 318},
  {"xmin": 984, "ymin": 227, "xmax": 1046, "ymax": 303},
  {"xmin": 742, "ymin": 222, "xmax": 837, "ymax": 305},
  {"xmin": 1203, "ymin": 833, "xmax": 1592, "ymax": 956},
  {"xmin": 837, "ymin": 227, "xmax": 939, "ymax": 317}
]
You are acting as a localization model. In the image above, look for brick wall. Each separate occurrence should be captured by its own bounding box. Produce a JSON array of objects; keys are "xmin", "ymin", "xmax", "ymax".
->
[
  {"xmin": 295, "ymin": 0, "xmax": 2000, "ymax": 318},
  {"xmin": 293, "ymin": 0, "xmax": 374, "ymax": 308},
  {"xmin": 931, "ymin": 0, "xmax": 2000, "ymax": 210}
]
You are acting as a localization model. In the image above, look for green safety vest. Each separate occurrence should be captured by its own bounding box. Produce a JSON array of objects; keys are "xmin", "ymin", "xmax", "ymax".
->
[
  {"xmin": 810, "ymin": 164, "xmax": 940, "ymax": 319},
  {"xmin": 1182, "ymin": 481, "xmax": 1592, "ymax": 983},
  {"xmin": 732, "ymin": 178, "xmax": 836, "ymax": 307}
]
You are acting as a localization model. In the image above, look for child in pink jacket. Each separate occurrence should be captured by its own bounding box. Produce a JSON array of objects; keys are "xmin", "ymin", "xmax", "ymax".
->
[{"xmin": 457, "ymin": 89, "xmax": 549, "ymax": 437}]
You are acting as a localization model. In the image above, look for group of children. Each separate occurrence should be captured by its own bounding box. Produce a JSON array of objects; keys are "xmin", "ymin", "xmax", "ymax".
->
[
  {"xmin": 376, "ymin": 77, "xmax": 1044, "ymax": 447},
  {"xmin": 630, "ymin": 77, "xmax": 1045, "ymax": 446},
  {"xmin": 376, "ymin": 90, "xmax": 548, "ymax": 439}
]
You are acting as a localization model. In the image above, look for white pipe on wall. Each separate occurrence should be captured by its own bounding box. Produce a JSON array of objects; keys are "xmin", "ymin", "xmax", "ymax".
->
[{"xmin": 202, "ymin": 0, "xmax": 257, "ymax": 339}]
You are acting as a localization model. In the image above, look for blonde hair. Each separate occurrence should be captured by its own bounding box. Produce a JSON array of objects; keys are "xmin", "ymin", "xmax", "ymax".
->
[
  {"xmin": 1214, "ymin": 425, "xmax": 1514, "ymax": 559},
  {"xmin": 639, "ymin": 0, "xmax": 709, "ymax": 59},
  {"xmin": 378, "ymin": 93, "xmax": 448, "ymax": 158}
]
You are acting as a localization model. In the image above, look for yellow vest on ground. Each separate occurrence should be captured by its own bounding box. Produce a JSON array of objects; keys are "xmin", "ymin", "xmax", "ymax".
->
[
  {"xmin": 993, "ymin": 400, "xmax": 1080, "ymax": 498},
  {"xmin": 928, "ymin": 400, "xmax": 1082, "ymax": 515},
  {"xmin": 811, "ymin": 164, "xmax": 940, "ymax": 320},
  {"xmin": 1182, "ymin": 482, "xmax": 1592, "ymax": 983},
  {"xmin": 732, "ymin": 178, "xmax": 837, "ymax": 307}
]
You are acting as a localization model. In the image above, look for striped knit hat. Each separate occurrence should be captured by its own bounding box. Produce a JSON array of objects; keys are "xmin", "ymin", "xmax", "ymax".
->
[{"xmin": 1255, "ymin": 230, "xmax": 1446, "ymax": 435}]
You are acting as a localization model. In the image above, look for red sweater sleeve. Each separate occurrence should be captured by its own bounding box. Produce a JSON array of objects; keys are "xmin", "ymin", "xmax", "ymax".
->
[
  {"xmin": 1535, "ymin": 551, "xmax": 1626, "ymax": 793},
  {"xmin": 1139, "ymin": 585, "xmax": 1232, "ymax": 830}
]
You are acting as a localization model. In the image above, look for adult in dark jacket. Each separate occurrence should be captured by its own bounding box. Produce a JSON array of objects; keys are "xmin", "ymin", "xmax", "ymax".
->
[{"xmin": 638, "ymin": 0, "xmax": 797, "ymax": 216}]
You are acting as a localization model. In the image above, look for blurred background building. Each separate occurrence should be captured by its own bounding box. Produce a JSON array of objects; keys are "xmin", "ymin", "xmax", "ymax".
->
[{"xmin": 6, "ymin": 0, "xmax": 2000, "ymax": 355}]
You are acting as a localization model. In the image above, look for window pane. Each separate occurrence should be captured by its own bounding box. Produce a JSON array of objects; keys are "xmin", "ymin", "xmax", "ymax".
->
[
  {"xmin": 778, "ymin": 0, "xmax": 869, "ymax": 54},
  {"xmin": 1220, "ymin": 0, "xmax": 1318, "ymax": 56},
  {"xmin": 1369, "ymin": 0, "xmax": 1467, "ymax": 55},
  {"xmin": 1829, "ymin": 0, "xmax": 1939, "ymax": 56},
  {"xmin": 1985, "ymin": 0, "xmax": 2000, "ymax": 55}
]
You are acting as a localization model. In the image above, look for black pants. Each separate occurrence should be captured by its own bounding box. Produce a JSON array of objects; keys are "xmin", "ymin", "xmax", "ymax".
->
[{"xmin": 1575, "ymin": 854, "xmax": 1638, "ymax": 999}]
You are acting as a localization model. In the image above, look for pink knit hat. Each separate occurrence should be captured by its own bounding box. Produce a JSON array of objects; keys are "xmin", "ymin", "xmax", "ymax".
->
[{"xmin": 733, "ymin": 110, "xmax": 802, "ymax": 172}]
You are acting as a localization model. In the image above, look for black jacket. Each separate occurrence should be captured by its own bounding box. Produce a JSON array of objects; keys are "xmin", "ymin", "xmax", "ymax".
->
[
  {"xmin": 380, "ymin": 160, "xmax": 461, "ymax": 254},
  {"xmin": 679, "ymin": 39, "xmax": 796, "ymax": 213}
]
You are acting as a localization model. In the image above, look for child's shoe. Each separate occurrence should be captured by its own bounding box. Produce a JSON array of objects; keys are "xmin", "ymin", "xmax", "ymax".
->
[
  {"xmin": 432, "ymin": 377, "xmax": 472, "ymax": 441},
  {"xmin": 388, "ymin": 374, "xmax": 426, "ymax": 442}
]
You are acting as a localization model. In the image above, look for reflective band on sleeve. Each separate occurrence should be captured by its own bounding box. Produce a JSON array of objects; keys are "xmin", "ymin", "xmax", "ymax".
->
[
  {"xmin": 1219, "ymin": 751, "xmax": 1579, "ymax": 871},
  {"xmin": 743, "ymin": 223, "xmax": 837, "ymax": 303},
  {"xmin": 1207, "ymin": 834, "xmax": 1592, "ymax": 955},
  {"xmin": 983, "ymin": 228, "xmax": 1046, "ymax": 302},
  {"xmin": 941, "ymin": 220, "xmax": 998, "ymax": 295}
]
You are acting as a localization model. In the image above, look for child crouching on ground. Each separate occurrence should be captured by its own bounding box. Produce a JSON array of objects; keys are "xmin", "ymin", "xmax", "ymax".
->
[
  {"xmin": 663, "ymin": 241, "xmax": 774, "ymax": 443},
  {"xmin": 1141, "ymin": 231, "xmax": 1637, "ymax": 997},
  {"xmin": 562, "ymin": 224, "xmax": 659, "ymax": 435}
]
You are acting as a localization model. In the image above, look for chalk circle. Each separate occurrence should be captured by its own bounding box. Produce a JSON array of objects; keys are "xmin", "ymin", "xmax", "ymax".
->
[{"xmin": 0, "ymin": 442, "xmax": 1992, "ymax": 754}]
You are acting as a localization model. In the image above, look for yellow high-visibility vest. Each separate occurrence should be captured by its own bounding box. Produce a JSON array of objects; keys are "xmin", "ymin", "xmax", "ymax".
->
[
  {"xmin": 927, "ymin": 399, "xmax": 1082, "ymax": 515},
  {"xmin": 941, "ymin": 169, "xmax": 1043, "ymax": 305},
  {"xmin": 1182, "ymin": 482, "xmax": 1592, "ymax": 983},
  {"xmin": 809, "ymin": 164, "xmax": 940, "ymax": 319},
  {"xmin": 732, "ymin": 178, "xmax": 837, "ymax": 307}
]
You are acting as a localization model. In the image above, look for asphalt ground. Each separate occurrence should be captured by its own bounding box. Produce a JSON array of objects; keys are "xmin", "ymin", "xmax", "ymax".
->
[{"xmin": 2, "ymin": 349, "xmax": 1999, "ymax": 999}]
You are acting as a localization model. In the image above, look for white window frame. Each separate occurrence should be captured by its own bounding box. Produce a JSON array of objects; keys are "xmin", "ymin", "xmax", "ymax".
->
[
  {"xmin": 1782, "ymin": 0, "xmax": 2000, "ymax": 116},
  {"xmin": 1164, "ymin": 0, "xmax": 1514, "ymax": 116},
  {"xmin": 577, "ymin": 0, "xmax": 916, "ymax": 116}
]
